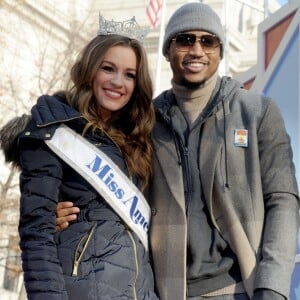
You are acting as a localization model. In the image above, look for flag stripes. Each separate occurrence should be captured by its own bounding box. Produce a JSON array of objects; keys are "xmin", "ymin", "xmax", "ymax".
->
[{"xmin": 146, "ymin": 0, "xmax": 162, "ymax": 28}]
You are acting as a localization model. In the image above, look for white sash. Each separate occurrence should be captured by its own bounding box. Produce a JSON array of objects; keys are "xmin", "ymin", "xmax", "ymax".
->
[{"xmin": 45, "ymin": 124, "xmax": 150, "ymax": 250}]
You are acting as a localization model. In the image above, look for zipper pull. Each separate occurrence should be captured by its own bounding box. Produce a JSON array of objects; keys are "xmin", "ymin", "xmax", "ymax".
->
[{"xmin": 72, "ymin": 260, "xmax": 79, "ymax": 277}]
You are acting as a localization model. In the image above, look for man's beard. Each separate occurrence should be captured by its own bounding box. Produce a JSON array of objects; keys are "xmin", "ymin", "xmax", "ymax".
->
[{"xmin": 180, "ymin": 77, "xmax": 207, "ymax": 90}]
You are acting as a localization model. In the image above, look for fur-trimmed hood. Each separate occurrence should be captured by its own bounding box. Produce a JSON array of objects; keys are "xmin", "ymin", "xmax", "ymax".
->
[
  {"xmin": 0, "ymin": 95, "xmax": 81, "ymax": 168},
  {"xmin": 0, "ymin": 114, "xmax": 31, "ymax": 167}
]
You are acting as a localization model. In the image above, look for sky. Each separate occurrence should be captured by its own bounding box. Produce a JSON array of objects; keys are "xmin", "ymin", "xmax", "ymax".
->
[{"xmin": 277, "ymin": 0, "xmax": 288, "ymax": 5}]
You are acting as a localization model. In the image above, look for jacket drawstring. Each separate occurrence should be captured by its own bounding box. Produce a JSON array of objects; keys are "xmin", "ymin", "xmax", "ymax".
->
[{"xmin": 221, "ymin": 97, "xmax": 229, "ymax": 189}]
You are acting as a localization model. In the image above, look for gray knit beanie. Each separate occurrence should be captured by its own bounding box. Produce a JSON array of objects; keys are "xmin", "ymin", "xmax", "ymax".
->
[{"xmin": 163, "ymin": 2, "xmax": 224, "ymax": 58}]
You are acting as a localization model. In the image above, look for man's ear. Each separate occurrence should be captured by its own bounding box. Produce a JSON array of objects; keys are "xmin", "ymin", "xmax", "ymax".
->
[{"xmin": 165, "ymin": 53, "xmax": 170, "ymax": 62}]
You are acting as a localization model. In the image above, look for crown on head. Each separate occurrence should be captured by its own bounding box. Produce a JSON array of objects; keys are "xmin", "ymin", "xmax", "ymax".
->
[{"xmin": 97, "ymin": 14, "xmax": 149, "ymax": 43}]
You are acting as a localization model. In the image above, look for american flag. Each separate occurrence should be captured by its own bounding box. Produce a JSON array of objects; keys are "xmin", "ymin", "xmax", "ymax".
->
[{"xmin": 146, "ymin": 0, "xmax": 162, "ymax": 28}]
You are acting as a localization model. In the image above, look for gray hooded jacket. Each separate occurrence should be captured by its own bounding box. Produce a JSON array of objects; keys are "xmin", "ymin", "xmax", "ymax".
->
[{"xmin": 149, "ymin": 76, "xmax": 299, "ymax": 300}]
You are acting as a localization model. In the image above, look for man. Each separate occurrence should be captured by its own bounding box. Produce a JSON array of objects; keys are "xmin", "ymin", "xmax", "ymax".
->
[{"xmin": 57, "ymin": 2, "xmax": 299, "ymax": 300}]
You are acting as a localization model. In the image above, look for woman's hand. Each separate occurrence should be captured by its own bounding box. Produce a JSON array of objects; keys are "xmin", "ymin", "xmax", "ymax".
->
[{"xmin": 55, "ymin": 201, "xmax": 80, "ymax": 231}]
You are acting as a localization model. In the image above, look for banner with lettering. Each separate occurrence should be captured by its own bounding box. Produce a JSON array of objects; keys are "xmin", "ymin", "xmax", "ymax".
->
[{"xmin": 45, "ymin": 124, "xmax": 150, "ymax": 250}]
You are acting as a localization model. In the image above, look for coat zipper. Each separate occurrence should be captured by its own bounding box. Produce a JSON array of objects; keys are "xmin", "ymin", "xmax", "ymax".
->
[
  {"xmin": 182, "ymin": 146, "xmax": 192, "ymax": 213},
  {"xmin": 173, "ymin": 129, "xmax": 192, "ymax": 247},
  {"xmin": 72, "ymin": 223, "xmax": 97, "ymax": 277},
  {"xmin": 171, "ymin": 122, "xmax": 194, "ymax": 256},
  {"xmin": 125, "ymin": 226, "xmax": 138, "ymax": 300},
  {"xmin": 36, "ymin": 116, "xmax": 83, "ymax": 127},
  {"xmin": 182, "ymin": 145, "xmax": 193, "ymax": 253},
  {"xmin": 97, "ymin": 130, "xmax": 137, "ymax": 298}
]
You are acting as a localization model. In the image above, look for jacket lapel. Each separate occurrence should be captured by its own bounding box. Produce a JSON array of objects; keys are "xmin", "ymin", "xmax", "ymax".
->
[{"xmin": 152, "ymin": 126, "xmax": 185, "ymax": 211}]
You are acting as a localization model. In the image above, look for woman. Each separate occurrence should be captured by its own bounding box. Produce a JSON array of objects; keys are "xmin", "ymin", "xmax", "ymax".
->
[{"xmin": 1, "ymin": 23, "xmax": 158, "ymax": 300}]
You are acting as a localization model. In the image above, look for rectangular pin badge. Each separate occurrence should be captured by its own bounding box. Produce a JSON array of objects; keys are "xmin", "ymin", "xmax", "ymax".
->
[{"xmin": 234, "ymin": 129, "xmax": 248, "ymax": 147}]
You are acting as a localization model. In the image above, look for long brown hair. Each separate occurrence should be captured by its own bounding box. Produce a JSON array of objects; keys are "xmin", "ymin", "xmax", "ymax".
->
[{"xmin": 63, "ymin": 34, "xmax": 154, "ymax": 191}]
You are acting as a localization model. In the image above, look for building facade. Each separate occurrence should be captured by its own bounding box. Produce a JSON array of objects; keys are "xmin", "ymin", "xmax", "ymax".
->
[{"xmin": 236, "ymin": 1, "xmax": 300, "ymax": 298}]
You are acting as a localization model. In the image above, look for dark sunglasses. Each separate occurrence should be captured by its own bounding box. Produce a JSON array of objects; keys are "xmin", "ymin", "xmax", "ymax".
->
[{"xmin": 172, "ymin": 33, "xmax": 221, "ymax": 53}]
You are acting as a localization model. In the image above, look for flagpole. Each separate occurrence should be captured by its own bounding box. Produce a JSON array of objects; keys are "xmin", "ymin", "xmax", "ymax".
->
[
  {"xmin": 154, "ymin": 0, "xmax": 166, "ymax": 97},
  {"xmin": 264, "ymin": 0, "xmax": 269, "ymax": 18}
]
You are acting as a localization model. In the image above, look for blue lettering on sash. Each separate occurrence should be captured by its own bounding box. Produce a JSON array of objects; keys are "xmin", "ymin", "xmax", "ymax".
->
[
  {"xmin": 86, "ymin": 155, "xmax": 124, "ymax": 199},
  {"xmin": 86, "ymin": 155, "xmax": 148, "ymax": 233},
  {"xmin": 123, "ymin": 195, "xmax": 149, "ymax": 233}
]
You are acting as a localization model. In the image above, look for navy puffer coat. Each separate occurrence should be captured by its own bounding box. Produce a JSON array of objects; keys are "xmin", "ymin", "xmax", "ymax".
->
[{"xmin": 16, "ymin": 95, "xmax": 158, "ymax": 300}]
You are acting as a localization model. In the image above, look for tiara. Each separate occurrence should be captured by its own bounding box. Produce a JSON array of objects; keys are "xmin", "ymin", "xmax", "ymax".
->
[{"xmin": 97, "ymin": 15, "xmax": 149, "ymax": 43}]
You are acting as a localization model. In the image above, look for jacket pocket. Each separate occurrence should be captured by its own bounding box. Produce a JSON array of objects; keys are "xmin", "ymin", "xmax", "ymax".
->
[{"xmin": 72, "ymin": 223, "xmax": 96, "ymax": 276}]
